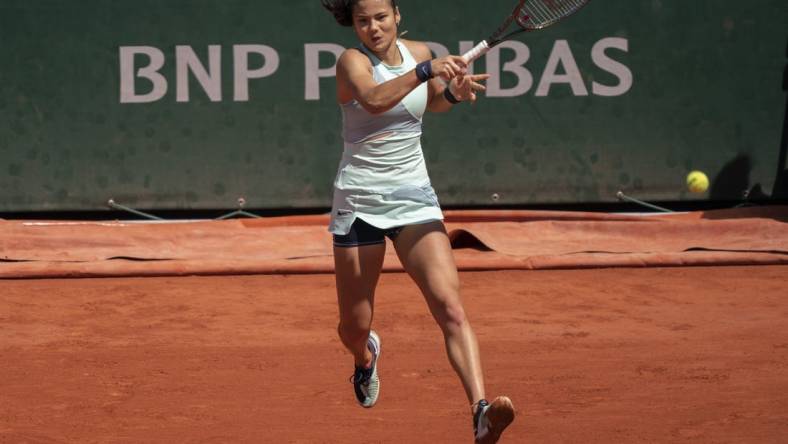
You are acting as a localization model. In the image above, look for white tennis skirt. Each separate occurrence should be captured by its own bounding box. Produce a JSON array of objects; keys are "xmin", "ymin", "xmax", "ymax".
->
[{"xmin": 328, "ymin": 134, "xmax": 444, "ymax": 236}]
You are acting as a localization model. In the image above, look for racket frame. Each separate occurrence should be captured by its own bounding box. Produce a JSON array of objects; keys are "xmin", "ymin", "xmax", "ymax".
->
[{"xmin": 462, "ymin": 0, "xmax": 589, "ymax": 63}]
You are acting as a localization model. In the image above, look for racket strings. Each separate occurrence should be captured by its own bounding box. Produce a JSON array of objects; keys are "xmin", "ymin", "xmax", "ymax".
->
[{"xmin": 517, "ymin": 0, "xmax": 587, "ymax": 29}]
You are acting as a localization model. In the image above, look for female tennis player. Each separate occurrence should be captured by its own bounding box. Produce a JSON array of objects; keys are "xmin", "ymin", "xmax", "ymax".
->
[{"xmin": 321, "ymin": 0, "xmax": 514, "ymax": 442}]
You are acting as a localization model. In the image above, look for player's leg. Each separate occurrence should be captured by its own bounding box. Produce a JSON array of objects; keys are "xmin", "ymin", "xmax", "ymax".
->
[
  {"xmin": 334, "ymin": 242, "xmax": 385, "ymax": 367},
  {"xmin": 392, "ymin": 220, "xmax": 514, "ymax": 442},
  {"xmin": 333, "ymin": 219, "xmax": 387, "ymax": 407},
  {"xmin": 392, "ymin": 221, "xmax": 484, "ymax": 401}
]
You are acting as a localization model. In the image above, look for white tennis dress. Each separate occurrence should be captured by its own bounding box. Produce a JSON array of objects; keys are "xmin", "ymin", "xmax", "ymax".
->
[{"xmin": 329, "ymin": 40, "xmax": 443, "ymax": 235}]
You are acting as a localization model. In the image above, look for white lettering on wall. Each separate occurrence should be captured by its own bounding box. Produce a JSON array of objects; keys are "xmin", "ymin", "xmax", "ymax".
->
[
  {"xmin": 591, "ymin": 37, "xmax": 633, "ymax": 96},
  {"xmin": 234, "ymin": 44, "xmax": 280, "ymax": 102},
  {"xmin": 119, "ymin": 37, "xmax": 632, "ymax": 103},
  {"xmin": 176, "ymin": 45, "xmax": 222, "ymax": 102},
  {"xmin": 486, "ymin": 41, "xmax": 533, "ymax": 97},
  {"xmin": 536, "ymin": 40, "xmax": 588, "ymax": 97},
  {"xmin": 119, "ymin": 46, "xmax": 167, "ymax": 103},
  {"xmin": 304, "ymin": 43, "xmax": 345, "ymax": 101}
]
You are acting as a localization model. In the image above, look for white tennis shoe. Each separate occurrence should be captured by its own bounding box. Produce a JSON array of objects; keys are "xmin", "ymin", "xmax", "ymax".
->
[
  {"xmin": 474, "ymin": 396, "xmax": 515, "ymax": 443},
  {"xmin": 351, "ymin": 330, "xmax": 381, "ymax": 408}
]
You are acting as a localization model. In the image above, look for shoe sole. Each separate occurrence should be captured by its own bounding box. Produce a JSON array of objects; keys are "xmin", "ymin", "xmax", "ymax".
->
[
  {"xmin": 362, "ymin": 331, "xmax": 381, "ymax": 409},
  {"xmin": 478, "ymin": 396, "xmax": 515, "ymax": 444},
  {"xmin": 369, "ymin": 331, "xmax": 380, "ymax": 357}
]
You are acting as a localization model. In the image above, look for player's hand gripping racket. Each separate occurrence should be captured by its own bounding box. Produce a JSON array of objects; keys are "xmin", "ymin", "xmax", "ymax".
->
[{"xmin": 462, "ymin": 0, "xmax": 591, "ymax": 63}]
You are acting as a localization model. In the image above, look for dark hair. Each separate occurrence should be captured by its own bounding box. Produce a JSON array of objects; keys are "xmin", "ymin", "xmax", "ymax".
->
[{"xmin": 321, "ymin": 0, "xmax": 397, "ymax": 27}]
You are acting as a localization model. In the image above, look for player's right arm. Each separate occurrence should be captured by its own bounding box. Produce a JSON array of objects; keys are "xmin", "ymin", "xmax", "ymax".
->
[{"xmin": 336, "ymin": 48, "xmax": 467, "ymax": 115}]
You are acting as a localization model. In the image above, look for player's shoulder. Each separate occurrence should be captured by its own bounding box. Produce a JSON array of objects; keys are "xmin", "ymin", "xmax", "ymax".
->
[
  {"xmin": 399, "ymin": 39, "xmax": 432, "ymax": 62},
  {"xmin": 338, "ymin": 46, "xmax": 372, "ymax": 70}
]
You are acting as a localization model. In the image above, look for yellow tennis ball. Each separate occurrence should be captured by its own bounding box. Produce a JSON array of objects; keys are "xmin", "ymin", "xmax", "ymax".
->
[{"xmin": 686, "ymin": 170, "xmax": 709, "ymax": 193}]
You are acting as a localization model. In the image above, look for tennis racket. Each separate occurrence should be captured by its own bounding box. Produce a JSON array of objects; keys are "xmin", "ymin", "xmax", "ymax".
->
[{"xmin": 462, "ymin": 0, "xmax": 591, "ymax": 63}]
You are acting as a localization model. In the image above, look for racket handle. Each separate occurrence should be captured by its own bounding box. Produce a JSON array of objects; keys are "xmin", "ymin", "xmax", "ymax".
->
[{"xmin": 462, "ymin": 40, "xmax": 490, "ymax": 64}]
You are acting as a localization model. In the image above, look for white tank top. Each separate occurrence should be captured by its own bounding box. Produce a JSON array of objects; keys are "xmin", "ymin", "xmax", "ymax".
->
[
  {"xmin": 329, "ymin": 40, "xmax": 443, "ymax": 235},
  {"xmin": 341, "ymin": 40, "xmax": 428, "ymax": 143}
]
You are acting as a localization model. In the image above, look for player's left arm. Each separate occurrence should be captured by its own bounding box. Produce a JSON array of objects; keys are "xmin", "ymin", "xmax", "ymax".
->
[{"xmin": 402, "ymin": 40, "xmax": 490, "ymax": 113}]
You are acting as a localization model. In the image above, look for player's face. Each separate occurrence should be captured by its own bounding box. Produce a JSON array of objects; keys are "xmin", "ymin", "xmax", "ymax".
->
[{"xmin": 352, "ymin": 0, "xmax": 400, "ymax": 53}]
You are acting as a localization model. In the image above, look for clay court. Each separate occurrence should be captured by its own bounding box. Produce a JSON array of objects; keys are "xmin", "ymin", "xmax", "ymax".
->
[
  {"xmin": 2, "ymin": 209, "xmax": 787, "ymax": 443},
  {"xmin": 3, "ymin": 0, "xmax": 787, "ymax": 442}
]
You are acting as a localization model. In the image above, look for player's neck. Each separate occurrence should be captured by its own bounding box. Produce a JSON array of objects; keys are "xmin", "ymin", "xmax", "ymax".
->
[{"xmin": 373, "ymin": 40, "xmax": 402, "ymax": 66}]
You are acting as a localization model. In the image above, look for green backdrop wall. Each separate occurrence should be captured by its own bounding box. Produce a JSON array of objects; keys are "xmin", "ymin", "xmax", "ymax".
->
[{"xmin": 1, "ymin": 0, "xmax": 786, "ymax": 211}]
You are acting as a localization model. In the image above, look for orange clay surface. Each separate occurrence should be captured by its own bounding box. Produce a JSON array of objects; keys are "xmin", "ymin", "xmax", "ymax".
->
[{"xmin": 2, "ymin": 266, "xmax": 788, "ymax": 443}]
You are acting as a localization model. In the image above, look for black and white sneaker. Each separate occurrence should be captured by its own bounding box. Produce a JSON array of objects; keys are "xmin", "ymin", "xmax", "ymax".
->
[
  {"xmin": 473, "ymin": 396, "xmax": 515, "ymax": 443},
  {"xmin": 351, "ymin": 330, "xmax": 381, "ymax": 408}
]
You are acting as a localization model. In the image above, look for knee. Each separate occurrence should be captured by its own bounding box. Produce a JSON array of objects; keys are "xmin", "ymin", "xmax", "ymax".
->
[
  {"xmin": 337, "ymin": 320, "xmax": 369, "ymax": 344},
  {"xmin": 434, "ymin": 300, "xmax": 468, "ymax": 333}
]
